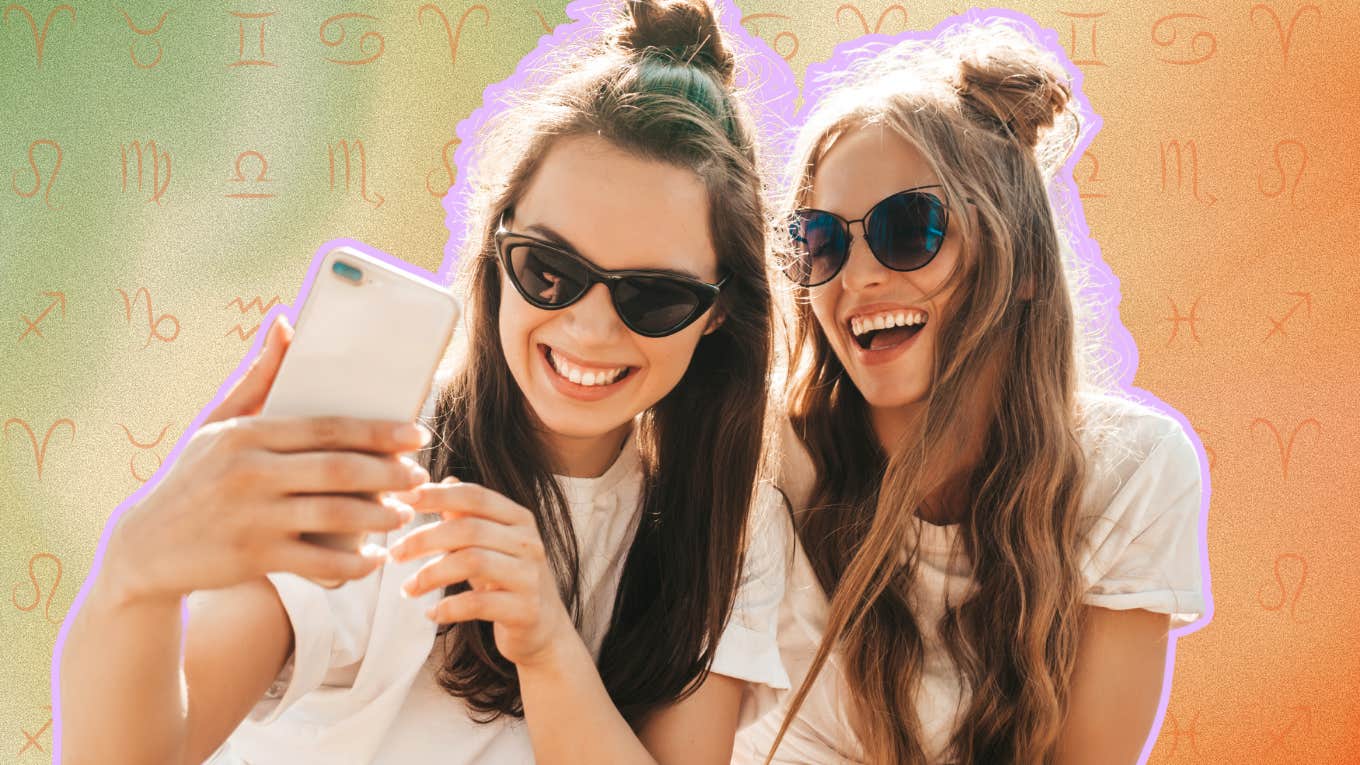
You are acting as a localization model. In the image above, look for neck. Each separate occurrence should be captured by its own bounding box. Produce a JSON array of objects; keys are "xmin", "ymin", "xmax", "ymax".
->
[
  {"xmin": 869, "ymin": 401, "xmax": 923, "ymax": 455},
  {"xmin": 539, "ymin": 421, "xmax": 632, "ymax": 478},
  {"xmin": 869, "ymin": 380, "xmax": 999, "ymax": 527}
]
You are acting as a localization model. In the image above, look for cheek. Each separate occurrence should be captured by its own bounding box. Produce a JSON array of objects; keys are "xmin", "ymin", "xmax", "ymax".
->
[
  {"xmin": 497, "ymin": 286, "xmax": 537, "ymax": 367},
  {"xmin": 808, "ymin": 288, "xmax": 841, "ymax": 342},
  {"xmin": 640, "ymin": 330, "xmax": 703, "ymax": 391},
  {"xmin": 921, "ymin": 227, "xmax": 964, "ymax": 295}
]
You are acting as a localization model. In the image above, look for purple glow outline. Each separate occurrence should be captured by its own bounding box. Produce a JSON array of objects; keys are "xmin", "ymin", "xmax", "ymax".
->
[{"xmin": 49, "ymin": 3, "xmax": 1210, "ymax": 764}]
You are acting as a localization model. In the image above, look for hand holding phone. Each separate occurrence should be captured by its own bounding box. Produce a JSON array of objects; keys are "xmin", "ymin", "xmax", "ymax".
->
[
  {"xmin": 103, "ymin": 248, "xmax": 460, "ymax": 599},
  {"xmin": 102, "ymin": 318, "xmax": 427, "ymax": 604},
  {"xmin": 259, "ymin": 247, "xmax": 460, "ymax": 582}
]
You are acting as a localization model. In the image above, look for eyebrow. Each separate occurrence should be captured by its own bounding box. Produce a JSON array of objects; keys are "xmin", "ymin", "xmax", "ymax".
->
[{"xmin": 521, "ymin": 222, "xmax": 708, "ymax": 281}]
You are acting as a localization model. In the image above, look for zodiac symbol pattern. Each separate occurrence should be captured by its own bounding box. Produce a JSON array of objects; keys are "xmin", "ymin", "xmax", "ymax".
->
[
  {"xmin": 11, "ymin": 553, "xmax": 63, "ymax": 625},
  {"xmin": 3, "ymin": 419, "xmax": 74, "ymax": 480},
  {"xmin": 17, "ymin": 291, "xmax": 65, "ymax": 343},
  {"xmin": 2, "ymin": 4, "xmax": 1356, "ymax": 763}
]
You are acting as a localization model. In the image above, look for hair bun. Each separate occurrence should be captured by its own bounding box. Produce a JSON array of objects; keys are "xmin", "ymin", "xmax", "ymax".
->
[
  {"xmin": 956, "ymin": 44, "xmax": 1071, "ymax": 150},
  {"xmin": 616, "ymin": 0, "xmax": 735, "ymax": 85}
]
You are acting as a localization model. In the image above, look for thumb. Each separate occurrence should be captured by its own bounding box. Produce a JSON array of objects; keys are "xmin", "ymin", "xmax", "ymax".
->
[{"xmin": 206, "ymin": 315, "xmax": 294, "ymax": 423}]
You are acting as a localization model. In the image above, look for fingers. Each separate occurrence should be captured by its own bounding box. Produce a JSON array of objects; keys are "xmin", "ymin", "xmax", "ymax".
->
[
  {"xmin": 269, "ymin": 540, "xmax": 385, "ymax": 585},
  {"xmin": 208, "ymin": 315, "xmax": 293, "ymax": 423},
  {"xmin": 425, "ymin": 590, "xmax": 525, "ymax": 625},
  {"xmin": 276, "ymin": 494, "xmax": 413, "ymax": 535},
  {"xmin": 271, "ymin": 451, "xmax": 429, "ymax": 494},
  {"xmin": 231, "ymin": 415, "xmax": 431, "ymax": 456},
  {"xmin": 389, "ymin": 516, "xmax": 543, "ymax": 565},
  {"xmin": 402, "ymin": 547, "xmax": 533, "ymax": 599},
  {"xmin": 396, "ymin": 483, "xmax": 536, "ymax": 527}
]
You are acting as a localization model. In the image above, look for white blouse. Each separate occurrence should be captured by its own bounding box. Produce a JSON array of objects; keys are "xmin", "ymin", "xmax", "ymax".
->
[
  {"xmin": 733, "ymin": 392, "xmax": 1208, "ymax": 764},
  {"xmin": 207, "ymin": 427, "xmax": 793, "ymax": 765}
]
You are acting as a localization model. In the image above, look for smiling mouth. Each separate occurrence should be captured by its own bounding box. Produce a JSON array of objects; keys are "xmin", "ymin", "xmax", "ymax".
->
[
  {"xmin": 849, "ymin": 309, "xmax": 929, "ymax": 351},
  {"xmin": 541, "ymin": 344, "xmax": 636, "ymax": 387}
]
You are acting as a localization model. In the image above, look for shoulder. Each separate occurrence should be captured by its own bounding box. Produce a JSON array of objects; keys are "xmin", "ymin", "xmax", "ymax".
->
[
  {"xmin": 1073, "ymin": 392, "xmax": 1209, "ymax": 622},
  {"xmin": 1073, "ymin": 390, "xmax": 1204, "ymax": 548},
  {"xmin": 1075, "ymin": 391, "xmax": 1200, "ymax": 494}
]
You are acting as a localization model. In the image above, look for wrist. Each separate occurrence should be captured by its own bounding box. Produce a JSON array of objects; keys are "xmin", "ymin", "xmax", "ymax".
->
[
  {"xmin": 516, "ymin": 623, "xmax": 586, "ymax": 676},
  {"xmin": 98, "ymin": 510, "xmax": 183, "ymax": 609}
]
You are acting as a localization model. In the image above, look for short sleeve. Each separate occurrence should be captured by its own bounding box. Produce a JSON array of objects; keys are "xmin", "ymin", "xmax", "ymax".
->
[
  {"xmin": 711, "ymin": 483, "xmax": 795, "ymax": 690},
  {"xmin": 245, "ymin": 537, "xmax": 385, "ymax": 724},
  {"xmin": 1080, "ymin": 423, "xmax": 1207, "ymax": 628}
]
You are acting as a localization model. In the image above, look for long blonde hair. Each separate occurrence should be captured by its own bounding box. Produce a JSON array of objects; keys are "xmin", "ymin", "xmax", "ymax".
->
[{"xmin": 770, "ymin": 19, "xmax": 1101, "ymax": 764}]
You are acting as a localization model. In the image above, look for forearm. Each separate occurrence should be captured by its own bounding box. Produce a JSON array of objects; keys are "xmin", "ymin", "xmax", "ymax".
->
[
  {"xmin": 60, "ymin": 569, "xmax": 188, "ymax": 765},
  {"xmin": 517, "ymin": 633, "xmax": 657, "ymax": 765}
]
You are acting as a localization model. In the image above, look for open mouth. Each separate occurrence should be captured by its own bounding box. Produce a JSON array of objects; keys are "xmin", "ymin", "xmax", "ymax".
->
[
  {"xmin": 540, "ymin": 344, "xmax": 636, "ymax": 388},
  {"xmin": 849, "ymin": 309, "xmax": 928, "ymax": 351}
]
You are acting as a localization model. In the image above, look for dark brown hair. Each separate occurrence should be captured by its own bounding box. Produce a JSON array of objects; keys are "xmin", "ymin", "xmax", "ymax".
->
[
  {"xmin": 767, "ymin": 21, "xmax": 1094, "ymax": 764},
  {"xmin": 421, "ymin": 0, "xmax": 774, "ymax": 725}
]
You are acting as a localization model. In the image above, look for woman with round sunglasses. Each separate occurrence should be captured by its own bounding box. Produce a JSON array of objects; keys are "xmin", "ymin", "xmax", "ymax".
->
[
  {"xmin": 59, "ymin": 1, "xmax": 794, "ymax": 763},
  {"xmin": 734, "ymin": 18, "xmax": 1206, "ymax": 765}
]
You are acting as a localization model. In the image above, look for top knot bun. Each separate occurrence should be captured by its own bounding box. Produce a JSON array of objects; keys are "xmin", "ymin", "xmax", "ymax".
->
[
  {"xmin": 956, "ymin": 44, "xmax": 1071, "ymax": 150},
  {"xmin": 616, "ymin": 0, "xmax": 736, "ymax": 86}
]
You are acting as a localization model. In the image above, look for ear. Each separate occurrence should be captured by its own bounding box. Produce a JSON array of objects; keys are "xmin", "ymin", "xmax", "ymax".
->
[{"xmin": 702, "ymin": 308, "xmax": 726, "ymax": 335}]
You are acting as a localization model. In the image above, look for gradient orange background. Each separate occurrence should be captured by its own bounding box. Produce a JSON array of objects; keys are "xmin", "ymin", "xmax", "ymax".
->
[{"xmin": 2, "ymin": 1, "xmax": 1358, "ymax": 763}]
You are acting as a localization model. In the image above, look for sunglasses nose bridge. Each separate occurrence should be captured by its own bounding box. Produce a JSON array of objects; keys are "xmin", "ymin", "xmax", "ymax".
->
[
  {"xmin": 839, "ymin": 224, "xmax": 893, "ymax": 289},
  {"xmin": 560, "ymin": 281, "xmax": 627, "ymax": 338}
]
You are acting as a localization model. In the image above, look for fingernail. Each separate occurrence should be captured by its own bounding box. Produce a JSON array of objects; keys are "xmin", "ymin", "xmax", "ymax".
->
[
  {"xmin": 360, "ymin": 542, "xmax": 388, "ymax": 560},
  {"xmin": 394, "ymin": 489, "xmax": 420, "ymax": 504},
  {"xmin": 401, "ymin": 577, "xmax": 418, "ymax": 597},
  {"xmin": 417, "ymin": 423, "xmax": 433, "ymax": 446},
  {"xmin": 401, "ymin": 457, "xmax": 430, "ymax": 484},
  {"xmin": 273, "ymin": 316, "xmax": 293, "ymax": 344},
  {"xmin": 424, "ymin": 605, "xmax": 437, "ymax": 620}
]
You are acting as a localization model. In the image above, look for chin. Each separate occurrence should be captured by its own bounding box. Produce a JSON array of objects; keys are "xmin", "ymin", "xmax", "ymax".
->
[
  {"xmin": 530, "ymin": 406, "xmax": 633, "ymax": 441},
  {"xmin": 847, "ymin": 370, "xmax": 930, "ymax": 411},
  {"xmin": 859, "ymin": 386, "xmax": 928, "ymax": 411}
]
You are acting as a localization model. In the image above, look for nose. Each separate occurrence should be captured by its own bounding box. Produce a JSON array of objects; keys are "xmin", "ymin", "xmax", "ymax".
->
[
  {"xmin": 838, "ymin": 221, "xmax": 888, "ymax": 292},
  {"xmin": 561, "ymin": 282, "xmax": 626, "ymax": 343}
]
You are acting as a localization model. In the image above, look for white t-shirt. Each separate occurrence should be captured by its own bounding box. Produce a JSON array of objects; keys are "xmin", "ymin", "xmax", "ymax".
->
[
  {"xmin": 207, "ymin": 426, "xmax": 793, "ymax": 765},
  {"xmin": 733, "ymin": 392, "xmax": 1208, "ymax": 764}
]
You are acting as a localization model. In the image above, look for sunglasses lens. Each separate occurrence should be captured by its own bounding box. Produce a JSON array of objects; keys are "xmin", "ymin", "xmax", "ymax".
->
[
  {"xmin": 866, "ymin": 191, "xmax": 947, "ymax": 271},
  {"xmin": 789, "ymin": 211, "xmax": 850, "ymax": 286},
  {"xmin": 613, "ymin": 276, "xmax": 702, "ymax": 336},
  {"xmin": 507, "ymin": 243, "xmax": 589, "ymax": 307}
]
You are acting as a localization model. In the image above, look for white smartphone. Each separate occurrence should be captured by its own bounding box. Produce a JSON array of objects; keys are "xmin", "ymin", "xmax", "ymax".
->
[{"xmin": 261, "ymin": 246, "xmax": 459, "ymax": 582}]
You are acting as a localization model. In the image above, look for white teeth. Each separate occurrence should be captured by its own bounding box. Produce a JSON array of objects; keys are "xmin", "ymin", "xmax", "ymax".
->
[
  {"xmin": 849, "ymin": 309, "xmax": 929, "ymax": 337},
  {"xmin": 547, "ymin": 348, "xmax": 627, "ymax": 387}
]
